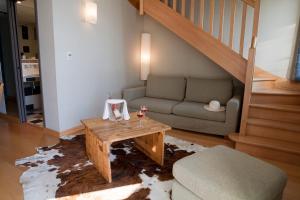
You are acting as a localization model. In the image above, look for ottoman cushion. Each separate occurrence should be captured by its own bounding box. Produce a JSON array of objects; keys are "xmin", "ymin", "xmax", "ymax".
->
[
  {"xmin": 173, "ymin": 146, "xmax": 287, "ymax": 200},
  {"xmin": 172, "ymin": 180, "xmax": 203, "ymax": 200}
]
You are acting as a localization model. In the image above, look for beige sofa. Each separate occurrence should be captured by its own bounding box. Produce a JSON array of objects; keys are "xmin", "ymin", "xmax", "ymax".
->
[{"xmin": 123, "ymin": 75, "xmax": 242, "ymax": 136}]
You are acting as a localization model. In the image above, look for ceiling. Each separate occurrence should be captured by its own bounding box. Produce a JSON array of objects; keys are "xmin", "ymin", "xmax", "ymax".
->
[{"xmin": 16, "ymin": 0, "xmax": 35, "ymax": 24}]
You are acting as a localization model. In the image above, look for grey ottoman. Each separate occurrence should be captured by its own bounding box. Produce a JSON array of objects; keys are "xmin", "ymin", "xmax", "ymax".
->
[{"xmin": 172, "ymin": 146, "xmax": 287, "ymax": 200}]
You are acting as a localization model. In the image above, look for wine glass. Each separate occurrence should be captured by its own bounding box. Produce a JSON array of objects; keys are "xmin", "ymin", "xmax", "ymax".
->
[
  {"xmin": 137, "ymin": 110, "xmax": 144, "ymax": 127},
  {"xmin": 140, "ymin": 105, "xmax": 148, "ymax": 116}
]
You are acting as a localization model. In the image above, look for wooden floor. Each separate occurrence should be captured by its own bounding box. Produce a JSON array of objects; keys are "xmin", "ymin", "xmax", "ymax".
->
[
  {"xmin": 0, "ymin": 117, "xmax": 59, "ymax": 200},
  {"xmin": 0, "ymin": 117, "xmax": 299, "ymax": 200}
]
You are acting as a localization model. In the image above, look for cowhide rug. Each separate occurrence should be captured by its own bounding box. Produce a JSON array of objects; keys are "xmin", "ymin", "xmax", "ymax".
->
[{"xmin": 16, "ymin": 134, "xmax": 206, "ymax": 200}]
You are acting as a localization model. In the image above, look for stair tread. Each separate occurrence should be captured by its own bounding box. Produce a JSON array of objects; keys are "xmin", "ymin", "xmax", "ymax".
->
[
  {"xmin": 252, "ymin": 87, "xmax": 300, "ymax": 95},
  {"xmin": 247, "ymin": 118, "xmax": 300, "ymax": 132},
  {"xmin": 229, "ymin": 134, "xmax": 300, "ymax": 154},
  {"xmin": 253, "ymin": 77, "xmax": 277, "ymax": 82},
  {"xmin": 250, "ymin": 103, "xmax": 300, "ymax": 112},
  {"xmin": 275, "ymin": 79, "xmax": 300, "ymax": 92}
]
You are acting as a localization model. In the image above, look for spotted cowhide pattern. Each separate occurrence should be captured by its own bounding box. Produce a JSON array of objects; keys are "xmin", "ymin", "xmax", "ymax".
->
[{"xmin": 16, "ymin": 135, "xmax": 206, "ymax": 200}]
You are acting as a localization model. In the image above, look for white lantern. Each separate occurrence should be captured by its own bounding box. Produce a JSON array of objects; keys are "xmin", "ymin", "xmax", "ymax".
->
[{"xmin": 141, "ymin": 33, "xmax": 151, "ymax": 80}]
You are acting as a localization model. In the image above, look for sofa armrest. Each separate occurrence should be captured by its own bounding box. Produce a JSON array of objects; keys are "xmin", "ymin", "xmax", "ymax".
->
[
  {"xmin": 123, "ymin": 86, "xmax": 146, "ymax": 102},
  {"xmin": 225, "ymin": 94, "xmax": 242, "ymax": 132}
]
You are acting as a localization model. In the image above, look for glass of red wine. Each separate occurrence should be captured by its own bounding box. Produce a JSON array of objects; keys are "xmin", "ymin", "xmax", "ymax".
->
[
  {"xmin": 140, "ymin": 105, "xmax": 148, "ymax": 116},
  {"xmin": 137, "ymin": 110, "xmax": 144, "ymax": 127}
]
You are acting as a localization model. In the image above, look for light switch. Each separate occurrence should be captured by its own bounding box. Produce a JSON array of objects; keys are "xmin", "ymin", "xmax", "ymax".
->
[{"xmin": 66, "ymin": 52, "xmax": 72, "ymax": 60}]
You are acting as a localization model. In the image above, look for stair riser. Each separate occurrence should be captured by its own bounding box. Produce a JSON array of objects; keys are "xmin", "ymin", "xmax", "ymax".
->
[
  {"xmin": 246, "ymin": 124, "xmax": 300, "ymax": 144},
  {"xmin": 236, "ymin": 143, "xmax": 300, "ymax": 166},
  {"xmin": 249, "ymin": 107, "xmax": 300, "ymax": 124},
  {"xmin": 251, "ymin": 94, "xmax": 300, "ymax": 105}
]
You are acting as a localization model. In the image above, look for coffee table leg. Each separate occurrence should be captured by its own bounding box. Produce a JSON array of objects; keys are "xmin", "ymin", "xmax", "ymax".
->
[
  {"xmin": 85, "ymin": 129, "xmax": 112, "ymax": 183},
  {"xmin": 133, "ymin": 131, "xmax": 165, "ymax": 166}
]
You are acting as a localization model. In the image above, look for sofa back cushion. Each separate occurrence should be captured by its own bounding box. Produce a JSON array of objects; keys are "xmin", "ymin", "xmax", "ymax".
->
[
  {"xmin": 146, "ymin": 75, "xmax": 186, "ymax": 101},
  {"xmin": 185, "ymin": 78, "xmax": 233, "ymax": 105}
]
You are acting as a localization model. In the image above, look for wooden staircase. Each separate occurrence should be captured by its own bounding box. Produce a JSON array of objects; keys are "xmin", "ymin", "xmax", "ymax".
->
[
  {"xmin": 129, "ymin": 0, "xmax": 300, "ymax": 166},
  {"xmin": 230, "ymin": 71, "xmax": 300, "ymax": 166},
  {"xmin": 135, "ymin": 0, "xmax": 261, "ymax": 83}
]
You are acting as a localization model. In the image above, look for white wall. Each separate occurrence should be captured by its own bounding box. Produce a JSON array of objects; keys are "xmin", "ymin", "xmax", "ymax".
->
[
  {"xmin": 36, "ymin": 0, "xmax": 60, "ymax": 131},
  {"xmin": 37, "ymin": 0, "xmax": 143, "ymax": 132},
  {"xmin": 256, "ymin": 0, "xmax": 300, "ymax": 78}
]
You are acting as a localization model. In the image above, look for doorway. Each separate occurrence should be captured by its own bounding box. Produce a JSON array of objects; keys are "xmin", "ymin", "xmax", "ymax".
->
[
  {"xmin": 15, "ymin": 0, "xmax": 44, "ymax": 127},
  {"xmin": 0, "ymin": 0, "xmax": 44, "ymax": 127}
]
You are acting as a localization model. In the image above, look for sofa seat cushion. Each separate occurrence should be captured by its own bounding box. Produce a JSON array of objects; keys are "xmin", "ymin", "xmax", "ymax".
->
[
  {"xmin": 173, "ymin": 101, "xmax": 226, "ymax": 122},
  {"xmin": 128, "ymin": 97, "xmax": 180, "ymax": 114},
  {"xmin": 173, "ymin": 146, "xmax": 287, "ymax": 200},
  {"xmin": 146, "ymin": 75, "xmax": 186, "ymax": 101},
  {"xmin": 185, "ymin": 78, "xmax": 233, "ymax": 105}
]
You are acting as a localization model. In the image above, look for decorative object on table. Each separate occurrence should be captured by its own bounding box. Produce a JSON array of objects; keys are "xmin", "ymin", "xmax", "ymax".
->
[
  {"xmin": 204, "ymin": 100, "xmax": 225, "ymax": 112},
  {"xmin": 137, "ymin": 110, "xmax": 144, "ymax": 127},
  {"xmin": 102, "ymin": 99, "xmax": 130, "ymax": 121},
  {"xmin": 140, "ymin": 105, "xmax": 149, "ymax": 115}
]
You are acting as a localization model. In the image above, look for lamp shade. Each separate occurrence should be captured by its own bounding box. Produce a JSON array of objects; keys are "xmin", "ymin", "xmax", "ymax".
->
[
  {"xmin": 84, "ymin": 0, "xmax": 97, "ymax": 24},
  {"xmin": 141, "ymin": 33, "xmax": 151, "ymax": 80}
]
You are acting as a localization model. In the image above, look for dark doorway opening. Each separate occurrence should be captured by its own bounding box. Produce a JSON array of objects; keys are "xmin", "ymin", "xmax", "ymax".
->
[{"xmin": 0, "ymin": 0, "xmax": 44, "ymax": 126}]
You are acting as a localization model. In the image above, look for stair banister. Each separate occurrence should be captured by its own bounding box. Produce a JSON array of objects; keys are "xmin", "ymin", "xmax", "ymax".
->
[{"xmin": 240, "ymin": 0, "xmax": 261, "ymax": 135}]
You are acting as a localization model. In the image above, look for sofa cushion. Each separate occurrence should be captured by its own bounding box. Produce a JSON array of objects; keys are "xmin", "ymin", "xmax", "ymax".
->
[
  {"xmin": 128, "ymin": 97, "xmax": 180, "ymax": 114},
  {"xmin": 173, "ymin": 101, "xmax": 226, "ymax": 122},
  {"xmin": 173, "ymin": 146, "xmax": 287, "ymax": 200},
  {"xmin": 185, "ymin": 78, "xmax": 233, "ymax": 105},
  {"xmin": 146, "ymin": 75, "xmax": 186, "ymax": 101}
]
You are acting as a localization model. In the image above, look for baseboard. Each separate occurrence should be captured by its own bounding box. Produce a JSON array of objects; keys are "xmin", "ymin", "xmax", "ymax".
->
[{"xmin": 60, "ymin": 125, "xmax": 85, "ymax": 136}]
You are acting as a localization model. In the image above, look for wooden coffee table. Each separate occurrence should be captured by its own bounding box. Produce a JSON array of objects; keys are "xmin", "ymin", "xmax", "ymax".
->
[{"xmin": 81, "ymin": 113, "xmax": 171, "ymax": 183}]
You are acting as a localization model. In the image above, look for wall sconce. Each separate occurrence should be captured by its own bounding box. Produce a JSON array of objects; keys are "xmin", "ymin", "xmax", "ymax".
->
[
  {"xmin": 84, "ymin": 0, "xmax": 98, "ymax": 24},
  {"xmin": 141, "ymin": 33, "xmax": 151, "ymax": 80}
]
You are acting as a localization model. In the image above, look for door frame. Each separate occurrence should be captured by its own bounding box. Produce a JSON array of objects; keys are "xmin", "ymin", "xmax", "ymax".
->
[
  {"xmin": 6, "ymin": 0, "xmax": 26, "ymax": 122},
  {"xmin": 34, "ymin": 0, "xmax": 46, "ymax": 127}
]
